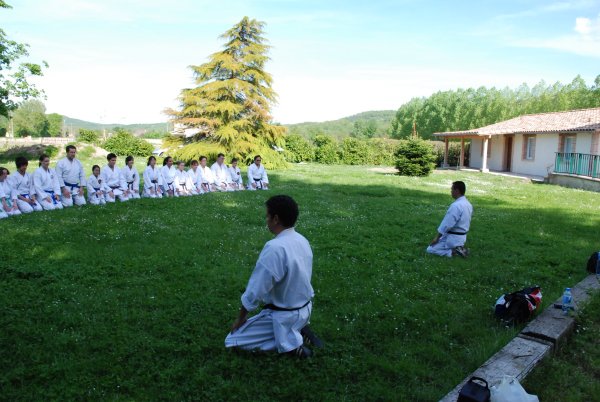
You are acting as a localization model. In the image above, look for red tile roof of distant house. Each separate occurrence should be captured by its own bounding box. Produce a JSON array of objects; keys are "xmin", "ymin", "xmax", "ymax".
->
[{"xmin": 434, "ymin": 107, "xmax": 600, "ymax": 137}]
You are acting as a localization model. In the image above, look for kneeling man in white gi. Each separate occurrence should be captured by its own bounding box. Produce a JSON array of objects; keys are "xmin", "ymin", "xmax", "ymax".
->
[
  {"xmin": 427, "ymin": 180, "xmax": 473, "ymax": 258},
  {"xmin": 225, "ymin": 195, "xmax": 322, "ymax": 358}
]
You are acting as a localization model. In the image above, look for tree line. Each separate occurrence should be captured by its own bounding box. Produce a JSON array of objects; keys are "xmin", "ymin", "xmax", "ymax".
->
[
  {"xmin": 390, "ymin": 75, "xmax": 600, "ymax": 139},
  {"xmin": 0, "ymin": 100, "xmax": 64, "ymax": 137}
]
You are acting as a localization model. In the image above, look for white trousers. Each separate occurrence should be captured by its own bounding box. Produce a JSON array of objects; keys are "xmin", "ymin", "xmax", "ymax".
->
[
  {"xmin": 426, "ymin": 234, "xmax": 467, "ymax": 257},
  {"xmin": 105, "ymin": 189, "xmax": 129, "ymax": 203},
  {"xmin": 247, "ymin": 181, "xmax": 268, "ymax": 191},
  {"xmin": 61, "ymin": 188, "xmax": 87, "ymax": 207},
  {"xmin": 39, "ymin": 196, "xmax": 64, "ymax": 211},
  {"xmin": 2, "ymin": 201, "xmax": 21, "ymax": 217},
  {"xmin": 88, "ymin": 193, "xmax": 107, "ymax": 205},
  {"xmin": 17, "ymin": 198, "xmax": 43, "ymax": 213},
  {"xmin": 225, "ymin": 304, "xmax": 311, "ymax": 353},
  {"xmin": 128, "ymin": 191, "xmax": 141, "ymax": 199}
]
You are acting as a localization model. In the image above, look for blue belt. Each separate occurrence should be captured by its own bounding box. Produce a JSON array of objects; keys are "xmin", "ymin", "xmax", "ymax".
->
[
  {"xmin": 64, "ymin": 181, "xmax": 80, "ymax": 189},
  {"xmin": 45, "ymin": 190, "xmax": 58, "ymax": 205}
]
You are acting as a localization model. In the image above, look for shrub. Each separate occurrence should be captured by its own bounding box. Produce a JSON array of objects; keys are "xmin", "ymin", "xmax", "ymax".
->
[
  {"xmin": 78, "ymin": 129, "xmax": 101, "ymax": 145},
  {"xmin": 341, "ymin": 137, "xmax": 371, "ymax": 165},
  {"xmin": 103, "ymin": 129, "xmax": 154, "ymax": 157},
  {"xmin": 77, "ymin": 145, "xmax": 95, "ymax": 159},
  {"xmin": 313, "ymin": 135, "xmax": 339, "ymax": 164},
  {"xmin": 284, "ymin": 134, "xmax": 314, "ymax": 162},
  {"xmin": 44, "ymin": 145, "xmax": 59, "ymax": 158},
  {"xmin": 368, "ymin": 138, "xmax": 399, "ymax": 166},
  {"xmin": 395, "ymin": 137, "xmax": 436, "ymax": 176}
]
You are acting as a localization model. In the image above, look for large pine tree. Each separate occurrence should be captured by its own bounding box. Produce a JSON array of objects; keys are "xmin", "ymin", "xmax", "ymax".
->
[{"xmin": 168, "ymin": 17, "xmax": 287, "ymax": 168}]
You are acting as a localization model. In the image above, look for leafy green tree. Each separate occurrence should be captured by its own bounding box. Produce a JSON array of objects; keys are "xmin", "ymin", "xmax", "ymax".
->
[
  {"xmin": 12, "ymin": 99, "xmax": 48, "ymax": 137},
  {"xmin": 395, "ymin": 137, "xmax": 436, "ymax": 176},
  {"xmin": 46, "ymin": 113, "xmax": 63, "ymax": 137},
  {"xmin": 350, "ymin": 120, "xmax": 377, "ymax": 139},
  {"xmin": 103, "ymin": 128, "xmax": 154, "ymax": 157},
  {"xmin": 168, "ymin": 17, "xmax": 287, "ymax": 168},
  {"xmin": 313, "ymin": 135, "xmax": 339, "ymax": 164},
  {"xmin": 0, "ymin": 1, "xmax": 47, "ymax": 118},
  {"xmin": 283, "ymin": 134, "xmax": 314, "ymax": 162},
  {"xmin": 78, "ymin": 128, "xmax": 101, "ymax": 144},
  {"xmin": 0, "ymin": 115, "xmax": 8, "ymax": 136}
]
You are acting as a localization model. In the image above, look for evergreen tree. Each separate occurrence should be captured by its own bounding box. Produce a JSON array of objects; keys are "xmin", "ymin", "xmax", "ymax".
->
[{"xmin": 168, "ymin": 17, "xmax": 286, "ymax": 168}]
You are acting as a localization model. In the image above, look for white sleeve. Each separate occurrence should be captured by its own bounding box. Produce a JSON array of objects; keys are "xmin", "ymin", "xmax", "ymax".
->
[
  {"xmin": 52, "ymin": 169, "xmax": 61, "ymax": 194},
  {"xmin": 437, "ymin": 203, "xmax": 461, "ymax": 235},
  {"xmin": 241, "ymin": 244, "xmax": 281, "ymax": 311},
  {"xmin": 247, "ymin": 165, "xmax": 255, "ymax": 183},
  {"xmin": 55, "ymin": 160, "xmax": 66, "ymax": 187},
  {"xmin": 133, "ymin": 168, "xmax": 140, "ymax": 190},
  {"xmin": 262, "ymin": 168, "xmax": 269, "ymax": 183},
  {"xmin": 33, "ymin": 169, "xmax": 49, "ymax": 199},
  {"xmin": 78, "ymin": 160, "xmax": 86, "ymax": 186}
]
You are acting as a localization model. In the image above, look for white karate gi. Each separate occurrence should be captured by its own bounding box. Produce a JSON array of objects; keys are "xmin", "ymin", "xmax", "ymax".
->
[
  {"xmin": 0, "ymin": 178, "xmax": 21, "ymax": 217},
  {"xmin": 33, "ymin": 167, "xmax": 63, "ymax": 210},
  {"xmin": 143, "ymin": 166, "xmax": 163, "ymax": 198},
  {"xmin": 86, "ymin": 174, "xmax": 108, "ymax": 205},
  {"xmin": 247, "ymin": 164, "xmax": 269, "ymax": 190},
  {"xmin": 426, "ymin": 195, "xmax": 473, "ymax": 257},
  {"xmin": 187, "ymin": 167, "xmax": 205, "ymax": 194},
  {"xmin": 0, "ymin": 184, "xmax": 7, "ymax": 219},
  {"xmin": 160, "ymin": 165, "xmax": 177, "ymax": 196},
  {"xmin": 55, "ymin": 157, "xmax": 87, "ymax": 207},
  {"xmin": 228, "ymin": 166, "xmax": 244, "ymax": 190},
  {"xmin": 121, "ymin": 165, "xmax": 141, "ymax": 199},
  {"xmin": 225, "ymin": 228, "xmax": 314, "ymax": 353},
  {"xmin": 174, "ymin": 169, "xmax": 195, "ymax": 196},
  {"xmin": 199, "ymin": 166, "xmax": 216, "ymax": 193},
  {"xmin": 101, "ymin": 165, "xmax": 128, "ymax": 202},
  {"xmin": 211, "ymin": 162, "xmax": 233, "ymax": 191},
  {"xmin": 8, "ymin": 172, "xmax": 42, "ymax": 213}
]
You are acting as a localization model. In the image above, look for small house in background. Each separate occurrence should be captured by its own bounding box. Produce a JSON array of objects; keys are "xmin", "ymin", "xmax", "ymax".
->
[{"xmin": 434, "ymin": 107, "xmax": 600, "ymax": 191}]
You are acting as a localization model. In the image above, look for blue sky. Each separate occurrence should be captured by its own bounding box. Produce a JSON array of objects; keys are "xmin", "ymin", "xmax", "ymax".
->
[{"xmin": 2, "ymin": 0, "xmax": 599, "ymax": 124}]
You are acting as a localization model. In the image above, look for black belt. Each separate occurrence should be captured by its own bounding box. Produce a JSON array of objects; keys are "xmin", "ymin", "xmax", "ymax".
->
[
  {"xmin": 264, "ymin": 300, "xmax": 311, "ymax": 312},
  {"xmin": 109, "ymin": 185, "xmax": 120, "ymax": 189},
  {"xmin": 151, "ymin": 179, "xmax": 158, "ymax": 184},
  {"xmin": 448, "ymin": 230, "xmax": 467, "ymax": 235}
]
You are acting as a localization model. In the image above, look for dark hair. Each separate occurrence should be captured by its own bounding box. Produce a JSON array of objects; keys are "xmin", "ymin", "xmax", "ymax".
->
[
  {"xmin": 147, "ymin": 156, "xmax": 156, "ymax": 166},
  {"xmin": 125, "ymin": 156, "xmax": 134, "ymax": 164},
  {"xmin": 163, "ymin": 156, "xmax": 172, "ymax": 166},
  {"xmin": 39, "ymin": 153, "xmax": 49, "ymax": 166},
  {"xmin": 231, "ymin": 157, "xmax": 238, "ymax": 163},
  {"xmin": 66, "ymin": 145, "xmax": 76, "ymax": 153},
  {"xmin": 452, "ymin": 181, "xmax": 466, "ymax": 195},
  {"xmin": 191, "ymin": 159, "xmax": 199, "ymax": 165},
  {"xmin": 199, "ymin": 156, "xmax": 207, "ymax": 162},
  {"xmin": 107, "ymin": 153, "xmax": 117, "ymax": 161},
  {"xmin": 217, "ymin": 153, "xmax": 225, "ymax": 158},
  {"xmin": 176, "ymin": 161, "xmax": 184, "ymax": 166},
  {"xmin": 265, "ymin": 195, "xmax": 299, "ymax": 228},
  {"xmin": 0, "ymin": 167, "xmax": 8, "ymax": 176},
  {"xmin": 15, "ymin": 156, "xmax": 28, "ymax": 169},
  {"xmin": 254, "ymin": 155, "xmax": 261, "ymax": 161},
  {"xmin": 92, "ymin": 164, "xmax": 100, "ymax": 172}
]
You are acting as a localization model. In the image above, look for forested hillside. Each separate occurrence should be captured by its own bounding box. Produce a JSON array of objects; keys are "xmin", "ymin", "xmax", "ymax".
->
[
  {"xmin": 285, "ymin": 110, "xmax": 396, "ymax": 140},
  {"xmin": 391, "ymin": 74, "xmax": 600, "ymax": 139}
]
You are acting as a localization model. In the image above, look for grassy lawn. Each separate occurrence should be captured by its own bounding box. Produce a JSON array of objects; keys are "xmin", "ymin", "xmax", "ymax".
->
[{"xmin": 1, "ymin": 161, "xmax": 599, "ymax": 401}]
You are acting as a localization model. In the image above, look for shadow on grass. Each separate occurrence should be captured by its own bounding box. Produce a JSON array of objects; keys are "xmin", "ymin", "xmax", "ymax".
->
[{"xmin": 0, "ymin": 170, "xmax": 597, "ymax": 401}]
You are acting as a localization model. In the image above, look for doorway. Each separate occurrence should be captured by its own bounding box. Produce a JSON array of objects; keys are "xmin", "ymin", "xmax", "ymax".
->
[{"xmin": 504, "ymin": 136, "xmax": 513, "ymax": 172}]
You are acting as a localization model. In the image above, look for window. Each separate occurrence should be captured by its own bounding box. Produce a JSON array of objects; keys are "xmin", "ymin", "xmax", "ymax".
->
[
  {"xmin": 523, "ymin": 135, "xmax": 536, "ymax": 160},
  {"xmin": 564, "ymin": 136, "xmax": 576, "ymax": 154}
]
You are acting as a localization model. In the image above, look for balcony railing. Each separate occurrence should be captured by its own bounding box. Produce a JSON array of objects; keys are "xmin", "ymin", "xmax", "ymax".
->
[{"xmin": 554, "ymin": 152, "xmax": 600, "ymax": 179}]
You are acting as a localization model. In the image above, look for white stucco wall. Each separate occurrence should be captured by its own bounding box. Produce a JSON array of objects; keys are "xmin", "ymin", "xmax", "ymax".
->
[
  {"xmin": 511, "ymin": 133, "xmax": 559, "ymax": 177},
  {"xmin": 575, "ymin": 132, "xmax": 592, "ymax": 153},
  {"xmin": 470, "ymin": 139, "xmax": 482, "ymax": 169},
  {"xmin": 469, "ymin": 136, "xmax": 506, "ymax": 171}
]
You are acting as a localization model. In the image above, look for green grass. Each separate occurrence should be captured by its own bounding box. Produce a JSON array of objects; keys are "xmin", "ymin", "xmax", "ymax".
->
[
  {"xmin": 524, "ymin": 292, "xmax": 600, "ymax": 402},
  {"xmin": 1, "ymin": 163, "xmax": 599, "ymax": 401}
]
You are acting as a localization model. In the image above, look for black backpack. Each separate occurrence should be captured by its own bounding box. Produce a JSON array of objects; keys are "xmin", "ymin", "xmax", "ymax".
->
[
  {"xmin": 586, "ymin": 251, "xmax": 599, "ymax": 274},
  {"xmin": 494, "ymin": 286, "xmax": 542, "ymax": 325}
]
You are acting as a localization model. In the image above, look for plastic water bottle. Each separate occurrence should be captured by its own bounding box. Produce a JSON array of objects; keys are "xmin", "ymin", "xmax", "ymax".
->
[{"xmin": 562, "ymin": 288, "xmax": 572, "ymax": 315}]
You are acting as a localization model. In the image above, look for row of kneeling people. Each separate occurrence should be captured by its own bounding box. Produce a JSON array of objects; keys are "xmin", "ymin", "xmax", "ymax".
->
[{"xmin": 0, "ymin": 146, "xmax": 270, "ymax": 217}]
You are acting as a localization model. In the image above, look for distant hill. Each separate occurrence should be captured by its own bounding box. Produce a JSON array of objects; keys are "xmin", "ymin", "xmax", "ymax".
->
[
  {"xmin": 63, "ymin": 117, "xmax": 170, "ymax": 136},
  {"xmin": 284, "ymin": 110, "xmax": 396, "ymax": 140},
  {"xmin": 61, "ymin": 110, "xmax": 397, "ymax": 139}
]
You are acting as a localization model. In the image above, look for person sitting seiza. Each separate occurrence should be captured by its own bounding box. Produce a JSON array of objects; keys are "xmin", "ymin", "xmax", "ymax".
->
[
  {"xmin": 121, "ymin": 156, "xmax": 141, "ymax": 200},
  {"xmin": 187, "ymin": 160, "xmax": 205, "ymax": 195},
  {"xmin": 247, "ymin": 155, "xmax": 269, "ymax": 190},
  {"xmin": 228, "ymin": 158, "xmax": 244, "ymax": 191},
  {"xmin": 199, "ymin": 156, "xmax": 217, "ymax": 193},
  {"xmin": 211, "ymin": 153, "xmax": 234, "ymax": 192},
  {"xmin": 87, "ymin": 165, "xmax": 108, "ymax": 206},
  {"xmin": 9, "ymin": 156, "xmax": 43, "ymax": 213},
  {"xmin": 0, "ymin": 167, "xmax": 20, "ymax": 218},
  {"xmin": 143, "ymin": 156, "xmax": 163, "ymax": 198},
  {"xmin": 160, "ymin": 156, "xmax": 177, "ymax": 197},
  {"xmin": 174, "ymin": 161, "xmax": 195, "ymax": 196},
  {"xmin": 101, "ymin": 153, "xmax": 129, "ymax": 203},
  {"xmin": 55, "ymin": 144, "xmax": 86, "ymax": 207},
  {"xmin": 33, "ymin": 154, "xmax": 63, "ymax": 210}
]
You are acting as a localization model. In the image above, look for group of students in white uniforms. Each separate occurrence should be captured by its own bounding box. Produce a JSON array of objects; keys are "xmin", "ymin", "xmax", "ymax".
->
[{"xmin": 0, "ymin": 146, "xmax": 272, "ymax": 218}]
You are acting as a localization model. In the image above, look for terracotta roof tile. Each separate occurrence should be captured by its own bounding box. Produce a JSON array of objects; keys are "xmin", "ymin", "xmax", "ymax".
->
[{"xmin": 434, "ymin": 107, "xmax": 600, "ymax": 137}]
